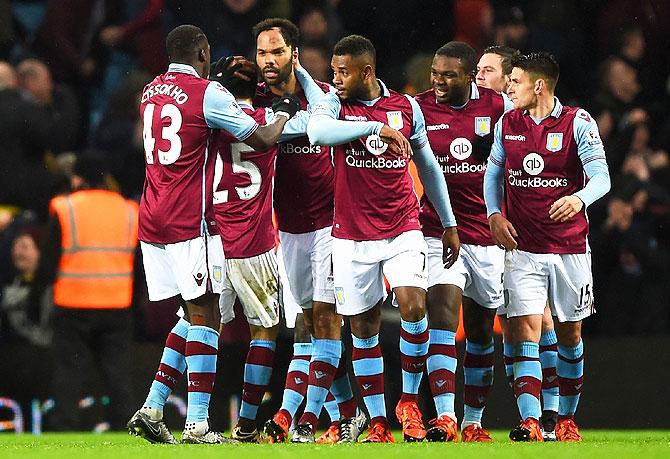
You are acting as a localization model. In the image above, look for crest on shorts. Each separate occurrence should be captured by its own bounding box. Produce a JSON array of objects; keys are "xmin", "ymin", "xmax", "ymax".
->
[
  {"xmin": 212, "ymin": 265, "xmax": 222, "ymax": 283},
  {"xmin": 386, "ymin": 111, "xmax": 403, "ymax": 130},
  {"xmin": 335, "ymin": 287, "xmax": 345, "ymax": 305},
  {"xmin": 546, "ymin": 133, "xmax": 563, "ymax": 152},
  {"xmin": 474, "ymin": 117, "xmax": 491, "ymax": 137}
]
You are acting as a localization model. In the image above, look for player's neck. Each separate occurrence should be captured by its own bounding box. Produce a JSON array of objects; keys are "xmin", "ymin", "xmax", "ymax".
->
[
  {"xmin": 269, "ymin": 72, "xmax": 299, "ymax": 96},
  {"xmin": 360, "ymin": 78, "xmax": 382, "ymax": 101},
  {"xmin": 236, "ymin": 97, "xmax": 253, "ymax": 106},
  {"xmin": 528, "ymin": 94, "xmax": 555, "ymax": 119}
]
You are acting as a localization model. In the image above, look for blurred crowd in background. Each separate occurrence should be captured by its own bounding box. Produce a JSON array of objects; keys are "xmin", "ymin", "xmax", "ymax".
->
[{"xmin": 0, "ymin": 0, "xmax": 669, "ymax": 351}]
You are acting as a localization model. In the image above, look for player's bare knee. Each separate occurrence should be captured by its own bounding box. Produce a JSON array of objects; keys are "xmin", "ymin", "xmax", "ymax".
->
[{"xmin": 554, "ymin": 320, "xmax": 581, "ymax": 347}]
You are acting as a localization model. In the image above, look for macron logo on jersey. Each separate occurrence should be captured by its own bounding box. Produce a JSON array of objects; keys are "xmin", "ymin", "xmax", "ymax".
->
[
  {"xmin": 505, "ymin": 134, "xmax": 526, "ymax": 141},
  {"xmin": 427, "ymin": 123, "xmax": 450, "ymax": 131},
  {"xmin": 345, "ymin": 115, "xmax": 368, "ymax": 121}
]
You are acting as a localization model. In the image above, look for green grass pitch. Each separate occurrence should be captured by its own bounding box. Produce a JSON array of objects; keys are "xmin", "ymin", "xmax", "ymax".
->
[{"xmin": 1, "ymin": 431, "xmax": 669, "ymax": 458}]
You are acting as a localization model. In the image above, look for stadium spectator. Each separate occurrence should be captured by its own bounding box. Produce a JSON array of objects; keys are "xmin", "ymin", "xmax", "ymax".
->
[
  {"xmin": 492, "ymin": 4, "xmax": 528, "ymax": 52},
  {"xmin": 98, "ymin": 0, "xmax": 167, "ymax": 75},
  {"xmin": 0, "ymin": 60, "xmax": 54, "ymax": 219},
  {"xmin": 17, "ymin": 58, "xmax": 81, "ymax": 153},
  {"xmin": 0, "ymin": 227, "xmax": 53, "ymax": 347},
  {"xmin": 29, "ymin": 153, "xmax": 140, "ymax": 431},
  {"xmin": 299, "ymin": 44, "xmax": 331, "ymax": 82}
]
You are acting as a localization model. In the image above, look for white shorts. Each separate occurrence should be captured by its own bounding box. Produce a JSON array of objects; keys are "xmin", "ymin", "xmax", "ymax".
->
[
  {"xmin": 502, "ymin": 249, "xmax": 595, "ymax": 322},
  {"xmin": 333, "ymin": 230, "xmax": 428, "ymax": 316},
  {"xmin": 279, "ymin": 226, "xmax": 335, "ymax": 309},
  {"xmin": 426, "ymin": 239, "xmax": 505, "ymax": 309},
  {"xmin": 219, "ymin": 249, "xmax": 280, "ymax": 328},
  {"xmin": 140, "ymin": 235, "xmax": 225, "ymax": 302},
  {"xmin": 277, "ymin": 244, "xmax": 302, "ymax": 329}
]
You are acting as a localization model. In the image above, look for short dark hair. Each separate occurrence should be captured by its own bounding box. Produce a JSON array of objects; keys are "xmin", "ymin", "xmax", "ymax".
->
[
  {"xmin": 333, "ymin": 35, "xmax": 376, "ymax": 65},
  {"xmin": 434, "ymin": 41, "xmax": 477, "ymax": 75},
  {"xmin": 482, "ymin": 45, "xmax": 520, "ymax": 76},
  {"xmin": 225, "ymin": 58, "xmax": 259, "ymax": 100},
  {"xmin": 252, "ymin": 18, "xmax": 300, "ymax": 50},
  {"xmin": 512, "ymin": 52, "xmax": 560, "ymax": 90},
  {"xmin": 166, "ymin": 25, "xmax": 207, "ymax": 63},
  {"xmin": 74, "ymin": 152, "xmax": 108, "ymax": 188}
]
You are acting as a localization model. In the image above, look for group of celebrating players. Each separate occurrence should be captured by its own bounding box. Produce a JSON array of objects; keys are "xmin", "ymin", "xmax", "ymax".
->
[{"xmin": 126, "ymin": 16, "xmax": 610, "ymax": 445}]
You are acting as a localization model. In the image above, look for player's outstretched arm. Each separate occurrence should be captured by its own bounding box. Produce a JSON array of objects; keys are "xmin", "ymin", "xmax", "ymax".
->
[
  {"xmin": 294, "ymin": 64, "xmax": 324, "ymax": 108},
  {"xmin": 306, "ymin": 92, "xmax": 383, "ymax": 146}
]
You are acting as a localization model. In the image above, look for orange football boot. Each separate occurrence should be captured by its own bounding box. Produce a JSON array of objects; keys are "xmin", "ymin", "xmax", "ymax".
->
[
  {"xmin": 426, "ymin": 415, "xmax": 459, "ymax": 442},
  {"xmin": 395, "ymin": 401, "xmax": 427, "ymax": 442},
  {"xmin": 316, "ymin": 422, "xmax": 340, "ymax": 444},
  {"xmin": 461, "ymin": 424, "xmax": 494, "ymax": 442},
  {"xmin": 509, "ymin": 417, "xmax": 544, "ymax": 442},
  {"xmin": 361, "ymin": 420, "xmax": 395, "ymax": 443},
  {"xmin": 263, "ymin": 411, "xmax": 290, "ymax": 443},
  {"xmin": 556, "ymin": 417, "xmax": 582, "ymax": 442}
]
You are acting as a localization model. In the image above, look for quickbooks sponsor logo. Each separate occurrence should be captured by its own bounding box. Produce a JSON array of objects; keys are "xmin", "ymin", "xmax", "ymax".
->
[
  {"xmin": 441, "ymin": 162, "xmax": 486, "ymax": 174},
  {"xmin": 280, "ymin": 143, "xmax": 322, "ymax": 154},
  {"xmin": 345, "ymin": 152, "xmax": 406, "ymax": 169},
  {"xmin": 508, "ymin": 175, "xmax": 568, "ymax": 188}
]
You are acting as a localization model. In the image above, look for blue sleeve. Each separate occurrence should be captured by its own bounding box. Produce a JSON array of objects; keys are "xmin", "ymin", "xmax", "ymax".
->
[
  {"xmin": 572, "ymin": 109, "xmax": 611, "ymax": 206},
  {"xmin": 405, "ymin": 95, "xmax": 429, "ymax": 149},
  {"xmin": 295, "ymin": 66, "xmax": 327, "ymax": 108},
  {"xmin": 484, "ymin": 117, "xmax": 506, "ymax": 216},
  {"xmin": 307, "ymin": 92, "xmax": 383, "ymax": 145},
  {"xmin": 203, "ymin": 81, "xmax": 258, "ymax": 140},
  {"xmin": 278, "ymin": 110, "xmax": 310, "ymax": 142},
  {"xmin": 502, "ymin": 93, "xmax": 514, "ymax": 112},
  {"xmin": 413, "ymin": 142, "xmax": 456, "ymax": 227}
]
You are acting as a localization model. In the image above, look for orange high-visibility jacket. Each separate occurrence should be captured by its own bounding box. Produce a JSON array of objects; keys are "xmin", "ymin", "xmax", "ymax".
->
[{"xmin": 50, "ymin": 190, "xmax": 139, "ymax": 309}]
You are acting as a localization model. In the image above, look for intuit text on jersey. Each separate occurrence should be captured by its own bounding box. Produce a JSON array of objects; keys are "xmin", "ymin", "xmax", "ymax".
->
[
  {"xmin": 345, "ymin": 149, "xmax": 406, "ymax": 169},
  {"xmin": 508, "ymin": 169, "xmax": 569, "ymax": 188}
]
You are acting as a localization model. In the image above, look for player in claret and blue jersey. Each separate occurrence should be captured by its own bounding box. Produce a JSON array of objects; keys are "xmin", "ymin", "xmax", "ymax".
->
[
  {"xmin": 484, "ymin": 52, "xmax": 611, "ymax": 442},
  {"xmin": 304, "ymin": 35, "xmax": 459, "ymax": 444},
  {"xmin": 414, "ymin": 41, "xmax": 512, "ymax": 443},
  {"xmin": 477, "ymin": 44, "xmax": 562, "ymax": 441},
  {"xmin": 128, "ymin": 25, "xmax": 295, "ymax": 445}
]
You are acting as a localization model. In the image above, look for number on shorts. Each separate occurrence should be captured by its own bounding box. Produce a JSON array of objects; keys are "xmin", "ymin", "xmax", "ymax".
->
[
  {"xmin": 578, "ymin": 284, "xmax": 592, "ymax": 309},
  {"xmin": 143, "ymin": 103, "xmax": 183, "ymax": 165},
  {"xmin": 213, "ymin": 143, "xmax": 262, "ymax": 204}
]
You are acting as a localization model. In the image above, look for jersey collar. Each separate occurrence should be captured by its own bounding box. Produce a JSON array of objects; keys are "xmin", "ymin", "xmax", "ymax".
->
[
  {"xmin": 524, "ymin": 96, "xmax": 563, "ymax": 120},
  {"xmin": 356, "ymin": 79, "xmax": 390, "ymax": 106},
  {"xmin": 447, "ymin": 82, "xmax": 480, "ymax": 109},
  {"xmin": 167, "ymin": 63, "xmax": 200, "ymax": 77}
]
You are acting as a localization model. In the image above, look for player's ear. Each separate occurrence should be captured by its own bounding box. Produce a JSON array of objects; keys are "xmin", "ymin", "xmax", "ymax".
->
[
  {"xmin": 534, "ymin": 78, "xmax": 543, "ymax": 94},
  {"xmin": 362, "ymin": 64, "xmax": 374, "ymax": 81}
]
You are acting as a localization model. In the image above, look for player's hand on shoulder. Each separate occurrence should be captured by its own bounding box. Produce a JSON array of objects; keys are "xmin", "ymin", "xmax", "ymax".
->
[
  {"xmin": 488, "ymin": 213, "xmax": 518, "ymax": 251},
  {"xmin": 441, "ymin": 226, "xmax": 460, "ymax": 269},
  {"xmin": 272, "ymin": 95, "xmax": 301, "ymax": 119},
  {"xmin": 379, "ymin": 124, "xmax": 412, "ymax": 159},
  {"xmin": 549, "ymin": 195, "xmax": 584, "ymax": 222}
]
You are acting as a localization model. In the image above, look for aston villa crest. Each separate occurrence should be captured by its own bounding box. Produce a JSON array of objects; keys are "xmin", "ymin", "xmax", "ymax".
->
[
  {"xmin": 475, "ymin": 117, "xmax": 491, "ymax": 136},
  {"xmin": 546, "ymin": 133, "xmax": 563, "ymax": 152},
  {"xmin": 386, "ymin": 111, "xmax": 403, "ymax": 130}
]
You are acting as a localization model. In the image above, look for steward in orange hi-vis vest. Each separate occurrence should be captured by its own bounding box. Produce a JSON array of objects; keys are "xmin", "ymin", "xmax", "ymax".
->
[{"xmin": 50, "ymin": 190, "xmax": 138, "ymax": 308}]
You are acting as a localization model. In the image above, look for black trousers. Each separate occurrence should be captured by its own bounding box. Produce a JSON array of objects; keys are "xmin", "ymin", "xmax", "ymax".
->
[{"xmin": 50, "ymin": 306, "xmax": 133, "ymax": 430}]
